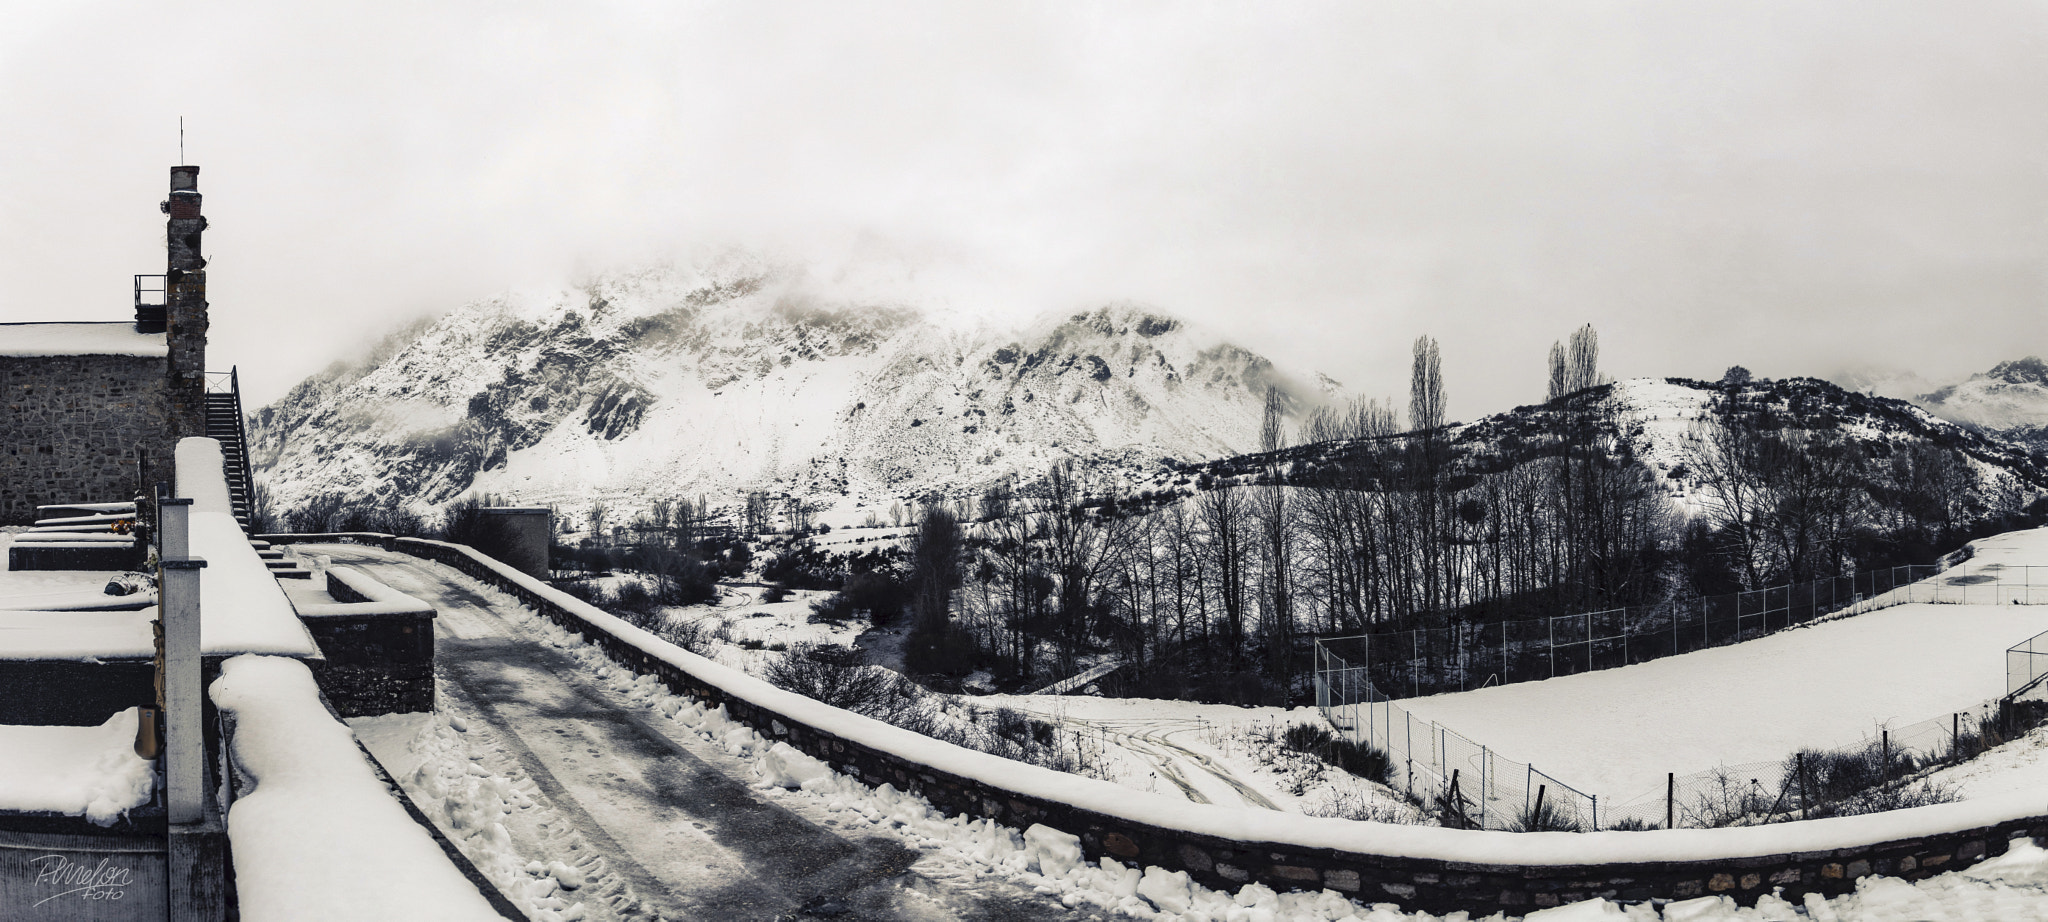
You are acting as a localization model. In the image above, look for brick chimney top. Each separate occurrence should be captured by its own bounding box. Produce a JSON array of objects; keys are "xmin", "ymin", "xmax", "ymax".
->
[{"xmin": 169, "ymin": 166, "xmax": 199, "ymax": 192}]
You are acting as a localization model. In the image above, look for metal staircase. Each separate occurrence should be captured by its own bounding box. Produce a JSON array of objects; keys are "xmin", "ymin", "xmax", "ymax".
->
[{"xmin": 204, "ymin": 367, "xmax": 256, "ymax": 533}]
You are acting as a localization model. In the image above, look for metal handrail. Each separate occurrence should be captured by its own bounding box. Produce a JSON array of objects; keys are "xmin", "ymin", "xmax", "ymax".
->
[
  {"xmin": 135, "ymin": 274, "xmax": 166, "ymax": 308},
  {"xmin": 201, "ymin": 367, "xmax": 259, "ymax": 531}
]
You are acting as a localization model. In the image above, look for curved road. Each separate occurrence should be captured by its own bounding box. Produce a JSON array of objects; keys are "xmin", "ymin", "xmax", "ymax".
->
[{"xmin": 314, "ymin": 545, "xmax": 1110, "ymax": 922}]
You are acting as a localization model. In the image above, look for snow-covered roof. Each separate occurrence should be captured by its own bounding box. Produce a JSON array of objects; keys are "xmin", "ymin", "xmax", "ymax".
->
[{"xmin": 0, "ymin": 322, "xmax": 167, "ymax": 358}]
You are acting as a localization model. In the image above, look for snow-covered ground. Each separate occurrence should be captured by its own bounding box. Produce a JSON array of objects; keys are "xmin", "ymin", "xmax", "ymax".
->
[
  {"xmin": 663, "ymin": 583, "xmax": 864, "ymax": 651},
  {"xmin": 1384, "ymin": 529, "xmax": 2048, "ymax": 810},
  {"xmin": 371, "ymin": 550, "xmax": 2048, "ymax": 921}
]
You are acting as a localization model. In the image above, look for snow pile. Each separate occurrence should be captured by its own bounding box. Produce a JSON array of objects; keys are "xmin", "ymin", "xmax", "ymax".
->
[
  {"xmin": 758, "ymin": 741, "xmax": 832, "ymax": 788},
  {"xmin": 209, "ymin": 655, "xmax": 507, "ymax": 922},
  {"xmin": 401, "ymin": 712, "xmax": 600, "ymax": 922},
  {"xmin": 0, "ymin": 707, "xmax": 156, "ymax": 824}
]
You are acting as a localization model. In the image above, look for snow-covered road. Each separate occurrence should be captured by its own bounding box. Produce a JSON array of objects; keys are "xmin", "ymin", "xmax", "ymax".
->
[{"xmin": 317, "ymin": 546, "xmax": 1110, "ymax": 922}]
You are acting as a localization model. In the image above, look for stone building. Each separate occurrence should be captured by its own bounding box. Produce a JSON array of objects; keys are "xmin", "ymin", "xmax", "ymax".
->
[{"xmin": 0, "ymin": 166, "xmax": 211, "ymax": 523}]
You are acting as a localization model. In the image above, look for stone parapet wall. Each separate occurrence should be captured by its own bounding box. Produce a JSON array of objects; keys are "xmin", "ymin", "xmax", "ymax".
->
[
  {"xmin": 302, "ymin": 535, "xmax": 2047, "ymax": 916},
  {"xmin": 0, "ymin": 355, "xmax": 171, "ymax": 524}
]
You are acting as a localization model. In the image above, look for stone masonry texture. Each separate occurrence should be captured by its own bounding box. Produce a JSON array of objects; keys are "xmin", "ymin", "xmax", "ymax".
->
[{"xmin": 0, "ymin": 354, "xmax": 173, "ymax": 524}]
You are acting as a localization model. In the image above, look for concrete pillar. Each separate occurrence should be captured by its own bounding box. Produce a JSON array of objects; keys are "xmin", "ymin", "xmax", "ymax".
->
[{"xmin": 157, "ymin": 496, "xmax": 205, "ymax": 825}]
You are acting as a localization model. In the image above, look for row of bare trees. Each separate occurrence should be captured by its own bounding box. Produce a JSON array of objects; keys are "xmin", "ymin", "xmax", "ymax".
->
[
  {"xmin": 926, "ymin": 332, "xmax": 1678, "ymax": 702},
  {"xmin": 881, "ymin": 330, "xmax": 2029, "ymax": 705}
]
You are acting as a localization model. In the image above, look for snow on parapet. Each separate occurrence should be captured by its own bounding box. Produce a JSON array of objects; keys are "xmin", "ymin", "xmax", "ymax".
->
[
  {"xmin": 175, "ymin": 438, "xmax": 319, "ymax": 657},
  {"xmin": 210, "ymin": 655, "xmax": 508, "ymax": 922},
  {"xmin": 0, "ymin": 322, "xmax": 169, "ymax": 357}
]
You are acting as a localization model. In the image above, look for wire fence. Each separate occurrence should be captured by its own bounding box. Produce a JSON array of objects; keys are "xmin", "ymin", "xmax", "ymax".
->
[
  {"xmin": 2012, "ymin": 625, "xmax": 2048, "ymax": 700},
  {"xmin": 1316, "ymin": 649, "xmax": 1603, "ymax": 831},
  {"xmin": 1314, "ymin": 558, "xmax": 2048, "ymax": 831},
  {"xmin": 1321, "ymin": 566, "xmax": 1964, "ymax": 700}
]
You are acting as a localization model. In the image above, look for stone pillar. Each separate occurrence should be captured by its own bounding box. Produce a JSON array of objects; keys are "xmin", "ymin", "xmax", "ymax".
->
[{"xmin": 164, "ymin": 165, "xmax": 208, "ymax": 443}]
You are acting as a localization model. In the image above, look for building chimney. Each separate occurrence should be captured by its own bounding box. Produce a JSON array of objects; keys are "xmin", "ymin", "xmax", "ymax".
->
[{"xmin": 162, "ymin": 165, "xmax": 208, "ymax": 442}]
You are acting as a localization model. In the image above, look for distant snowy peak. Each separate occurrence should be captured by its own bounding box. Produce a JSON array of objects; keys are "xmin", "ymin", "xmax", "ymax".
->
[
  {"xmin": 250, "ymin": 262, "xmax": 1333, "ymax": 521},
  {"xmin": 1916, "ymin": 356, "xmax": 2048, "ymax": 433}
]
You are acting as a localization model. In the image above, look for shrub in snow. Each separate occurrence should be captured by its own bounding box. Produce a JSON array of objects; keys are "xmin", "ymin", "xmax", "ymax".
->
[
  {"xmin": 1510, "ymin": 789, "xmax": 1584, "ymax": 833},
  {"xmin": 1279, "ymin": 722, "xmax": 1392, "ymax": 786}
]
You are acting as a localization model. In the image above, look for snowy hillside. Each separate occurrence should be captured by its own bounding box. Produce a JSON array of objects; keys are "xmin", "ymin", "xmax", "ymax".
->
[
  {"xmin": 1168, "ymin": 375, "xmax": 2046, "ymax": 515},
  {"xmin": 250, "ymin": 259, "xmax": 1326, "ymax": 524}
]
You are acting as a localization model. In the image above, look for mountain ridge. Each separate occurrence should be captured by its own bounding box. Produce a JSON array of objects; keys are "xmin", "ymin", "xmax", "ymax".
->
[{"xmin": 250, "ymin": 261, "xmax": 1330, "ymax": 523}]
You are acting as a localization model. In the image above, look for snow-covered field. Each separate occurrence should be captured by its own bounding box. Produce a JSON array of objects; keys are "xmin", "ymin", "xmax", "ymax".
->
[{"xmin": 1392, "ymin": 528, "xmax": 2048, "ymax": 808}]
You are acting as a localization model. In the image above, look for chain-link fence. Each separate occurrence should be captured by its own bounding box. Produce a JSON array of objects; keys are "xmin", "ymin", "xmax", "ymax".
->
[
  {"xmin": 1315, "ymin": 649, "xmax": 1601, "ymax": 831},
  {"xmin": 1602, "ymin": 693, "xmax": 2041, "ymax": 829},
  {"xmin": 2012, "ymin": 625, "xmax": 2048, "ymax": 700},
  {"xmin": 1314, "ymin": 558, "xmax": 2048, "ymax": 830},
  {"xmin": 1320, "ymin": 565, "xmax": 1962, "ymax": 700}
]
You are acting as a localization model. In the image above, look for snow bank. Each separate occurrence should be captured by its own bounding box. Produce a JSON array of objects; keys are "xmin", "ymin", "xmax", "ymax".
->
[
  {"xmin": 0, "ymin": 707, "xmax": 155, "ymax": 824},
  {"xmin": 399, "ymin": 537, "xmax": 2048, "ymax": 868},
  {"xmin": 210, "ymin": 655, "xmax": 507, "ymax": 922},
  {"xmin": 176, "ymin": 439, "xmax": 319, "ymax": 657},
  {"xmin": 0, "ymin": 322, "xmax": 168, "ymax": 357}
]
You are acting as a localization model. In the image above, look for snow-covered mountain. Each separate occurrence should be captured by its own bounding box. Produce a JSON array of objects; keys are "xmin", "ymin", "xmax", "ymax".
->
[
  {"xmin": 1913, "ymin": 357, "xmax": 2048, "ymax": 437},
  {"xmin": 249, "ymin": 259, "xmax": 1328, "ymax": 523}
]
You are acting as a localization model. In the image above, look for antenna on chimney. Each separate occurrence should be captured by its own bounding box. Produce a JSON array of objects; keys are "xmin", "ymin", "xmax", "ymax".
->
[{"xmin": 179, "ymin": 117, "xmax": 184, "ymax": 164}]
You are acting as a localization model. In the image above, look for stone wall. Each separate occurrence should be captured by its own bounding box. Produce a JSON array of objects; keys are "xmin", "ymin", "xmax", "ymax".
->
[
  {"xmin": 273, "ymin": 534, "xmax": 2048, "ymax": 917},
  {"xmin": 0, "ymin": 355, "xmax": 171, "ymax": 524},
  {"xmin": 298, "ymin": 571, "xmax": 437, "ymax": 717}
]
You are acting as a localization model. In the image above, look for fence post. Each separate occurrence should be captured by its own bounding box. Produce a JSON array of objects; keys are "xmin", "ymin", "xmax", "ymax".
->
[
  {"xmin": 1798, "ymin": 752, "xmax": 1808, "ymax": 821},
  {"xmin": 1480, "ymin": 746, "xmax": 1489, "ymax": 829},
  {"xmin": 1666, "ymin": 772, "xmax": 1675, "ymax": 830},
  {"xmin": 1590, "ymin": 794, "xmax": 1598, "ymax": 831},
  {"xmin": 1882, "ymin": 729, "xmax": 1891, "ymax": 785}
]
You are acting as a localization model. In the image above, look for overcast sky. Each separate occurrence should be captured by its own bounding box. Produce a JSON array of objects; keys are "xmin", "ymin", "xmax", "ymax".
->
[{"xmin": 1, "ymin": 1, "xmax": 2042, "ymax": 415}]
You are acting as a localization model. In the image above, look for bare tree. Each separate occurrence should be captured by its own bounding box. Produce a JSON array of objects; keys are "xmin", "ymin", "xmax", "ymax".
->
[
  {"xmin": 910, "ymin": 505, "xmax": 963, "ymax": 634},
  {"xmin": 1256, "ymin": 386, "xmax": 1295, "ymax": 699},
  {"xmin": 1547, "ymin": 340, "xmax": 1569, "ymax": 402},
  {"xmin": 1567, "ymin": 323, "xmax": 1600, "ymax": 393},
  {"xmin": 1410, "ymin": 335, "xmax": 1444, "ymax": 433}
]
